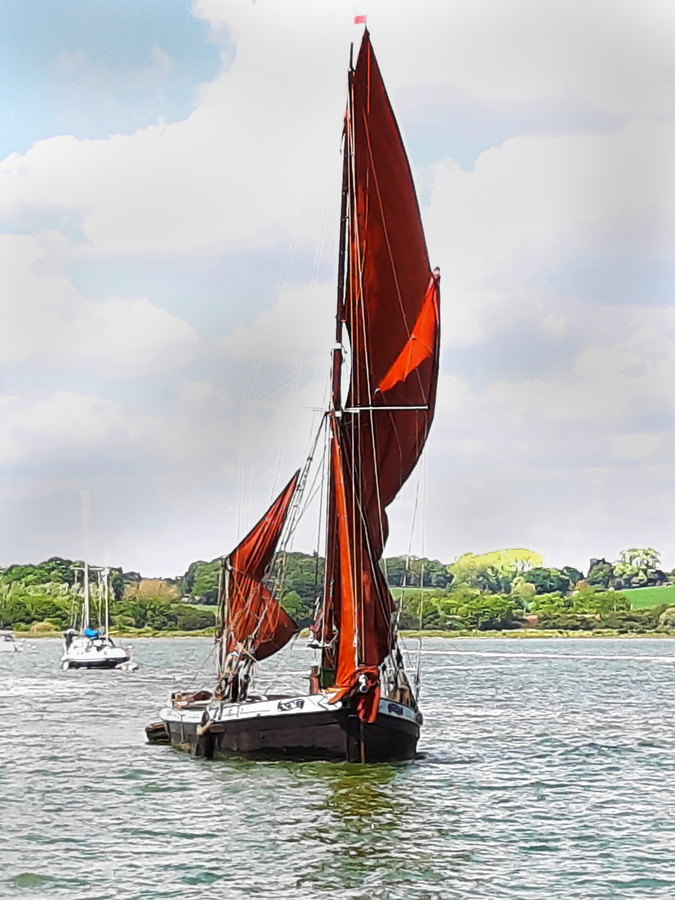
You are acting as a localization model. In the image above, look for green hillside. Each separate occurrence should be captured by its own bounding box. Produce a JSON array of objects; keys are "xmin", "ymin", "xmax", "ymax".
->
[{"xmin": 624, "ymin": 585, "xmax": 675, "ymax": 609}]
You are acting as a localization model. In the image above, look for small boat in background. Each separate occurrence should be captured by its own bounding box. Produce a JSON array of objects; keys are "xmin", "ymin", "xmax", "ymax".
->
[
  {"xmin": 0, "ymin": 630, "xmax": 26, "ymax": 653},
  {"xmin": 61, "ymin": 564, "xmax": 134, "ymax": 670}
]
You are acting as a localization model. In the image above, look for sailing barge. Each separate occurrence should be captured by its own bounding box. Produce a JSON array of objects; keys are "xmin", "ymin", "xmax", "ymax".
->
[{"xmin": 149, "ymin": 29, "xmax": 440, "ymax": 762}]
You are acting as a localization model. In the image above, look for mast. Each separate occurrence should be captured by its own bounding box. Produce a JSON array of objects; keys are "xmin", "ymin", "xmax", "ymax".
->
[
  {"xmin": 103, "ymin": 568, "xmax": 110, "ymax": 636},
  {"xmin": 83, "ymin": 560, "xmax": 90, "ymax": 630},
  {"xmin": 81, "ymin": 489, "xmax": 90, "ymax": 631},
  {"xmin": 331, "ymin": 94, "xmax": 351, "ymax": 414},
  {"xmin": 319, "ymin": 30, "xmax": 441, "ymax": 723},
  {"xmin": 217, "ymin": 558, "xmax": 230, "ymax": 683}
]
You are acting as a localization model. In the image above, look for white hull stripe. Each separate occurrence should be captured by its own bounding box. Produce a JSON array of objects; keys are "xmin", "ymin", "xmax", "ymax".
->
[{"xmin": 161, "ymin": 695, "xmax": 419, "ymax": 726}]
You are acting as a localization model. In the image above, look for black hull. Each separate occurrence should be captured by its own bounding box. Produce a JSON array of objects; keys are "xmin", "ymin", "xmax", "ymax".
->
[
  {"xmin": 146, "ymin": 721, "xmax": 171, "ymax": 744},
  {"xmin": 163, "ymin": 706, "xmax": 419, "ymax": 763}
]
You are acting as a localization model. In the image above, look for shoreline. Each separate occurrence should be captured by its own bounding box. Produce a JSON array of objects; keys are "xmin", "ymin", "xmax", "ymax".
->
[
  {"xmin": 15, "ymin": 628, "xmax": 675, "ymax": 640},
  {"xmin": 399, "ymin": 629, "xmax": 675, "ymax": 639}
]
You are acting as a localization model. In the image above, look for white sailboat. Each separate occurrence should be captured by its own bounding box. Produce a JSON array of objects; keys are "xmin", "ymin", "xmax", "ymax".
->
[{"xmin": 61, "ymin": 563, "xmax": 132, "ymax": 669}]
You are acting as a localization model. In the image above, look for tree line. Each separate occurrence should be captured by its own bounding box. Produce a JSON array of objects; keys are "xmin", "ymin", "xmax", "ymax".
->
[{"xmin": 1, "ymin": 546, "xmax": 673, "ymax": 634}]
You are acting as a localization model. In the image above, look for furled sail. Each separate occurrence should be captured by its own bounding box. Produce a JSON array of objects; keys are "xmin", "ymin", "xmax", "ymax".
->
[
  {"xmin": 322, "ymin": 30, "xmax": 440, "ymax": 721},
  {"xmin": 221, "ymin": 471, "xmax": 300, "ymax": 667}
]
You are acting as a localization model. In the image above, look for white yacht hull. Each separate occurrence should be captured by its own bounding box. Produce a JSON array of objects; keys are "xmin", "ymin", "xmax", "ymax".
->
[{"xmin": 61, "ymin": 634, "xmax": 131, "ymax": 669}]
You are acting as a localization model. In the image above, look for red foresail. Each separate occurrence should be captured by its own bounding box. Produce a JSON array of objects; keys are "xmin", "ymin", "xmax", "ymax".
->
[
  {"xmin": 324, "ymin": 31, "xmax": 440, "ymax": 721},
  {"xmin": 226, "ymin": 471, "xmax": 300, "ymax": 661}
]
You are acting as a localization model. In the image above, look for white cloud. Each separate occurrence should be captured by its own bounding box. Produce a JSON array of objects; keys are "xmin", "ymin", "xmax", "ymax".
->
[
  {"xmin": 60, "ymin": 296, "xmax": 198, "ymax": 377},
  {"xmin": 2, "ymin": 0, "xmax": 675, "ymax": 574},
  {"xmin": 611, "ymin": 433, "xmax": 663, "ymax": 461},
  {"xmin": 427, "ymin": 121, "xmax": 675, "ymax": 288},
  {"xmin": 0, "ymin": 234, "xmax": 198, "ymax": 376},
  {"xmin": 0, "ymin": 234, "xmax": 80, "ymax": 363},
  {"xmin": 0, "ymin": 392, "xmax": 131, "ymax": 464},
  {"xmin": 3, "ymin": 0, "xmax": 671, "ymax": 264},
  {"xmin": 479, "ymin": 328, "xmax": 675, "ymax": 426},
  {"xmin": 0, "ymin": 0, "xmax": 350, "ymax": 257},
  {"xmin": 178, "ymin": 379, "xmax": 216, "ymax": 404},
  {"xmin": 218, "ymin": 282, "xmax": 334, "ymax": 372},
  {"xmin": 366, "ymin": 0, "xmax": 675, "ymax": 117}
]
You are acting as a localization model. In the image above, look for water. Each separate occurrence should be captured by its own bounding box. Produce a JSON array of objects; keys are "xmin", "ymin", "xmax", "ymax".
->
[{"xmin": 2, "ymin": 637, "xmax": 675, "ymax": 899}]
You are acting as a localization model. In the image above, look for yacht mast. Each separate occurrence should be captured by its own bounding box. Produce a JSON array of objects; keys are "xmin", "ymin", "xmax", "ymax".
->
[{"xmin": 81, "ymin": 489, "xmax": 91, "ymax": 630}]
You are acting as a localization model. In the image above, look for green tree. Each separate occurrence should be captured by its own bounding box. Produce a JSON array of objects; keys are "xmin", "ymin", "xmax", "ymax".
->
[
  {"xmin": 280, "ymin": 590, "xmax": 310, "ymax": 623},
  {"xmin": 398, "ymin": 557, "xmax": 452, "ymax": 588},
  {"xmin": 449, "ymin": 549, "xmax": 543, "ymax": 594},
  {"xmin": 587, "ymin": 559, "xmax": 614, "ymax": 588},
  {"xmin": 521, "ymin": 567, "xmax": 573, "ymax": 595},
  {"xmin": 180, "ymin": 559, "xmax": 221, "ymax": 604},
  {"xmin": 613, "ymin": 548, "xmax": 665, "ymax": 588}
]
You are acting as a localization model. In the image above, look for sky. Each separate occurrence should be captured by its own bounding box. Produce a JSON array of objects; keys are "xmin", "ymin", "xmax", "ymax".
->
[{"xmin": 1, "ymin": 0, "xmax": 674, "ymax": 578}]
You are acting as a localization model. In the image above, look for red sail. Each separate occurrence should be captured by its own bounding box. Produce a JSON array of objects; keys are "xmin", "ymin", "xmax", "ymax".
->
[
  {"xmin": 226, "ymin": 471, "xmax": 300, "ymax": 661},
  {"xmin": 324, "ymin": 31, "xmax": 440, "ymax": 720}
]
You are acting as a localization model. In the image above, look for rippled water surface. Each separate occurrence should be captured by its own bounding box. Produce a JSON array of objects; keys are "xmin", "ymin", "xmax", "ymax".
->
[{"xmin": 2, "ymin": 637, "xmax": 675, "ymax": 899}]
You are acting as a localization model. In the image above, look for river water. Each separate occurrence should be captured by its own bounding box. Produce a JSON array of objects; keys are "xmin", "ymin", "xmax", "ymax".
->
[{"xmin": 2, "ymin": 637, "xmax": 675, "ymax": 899}]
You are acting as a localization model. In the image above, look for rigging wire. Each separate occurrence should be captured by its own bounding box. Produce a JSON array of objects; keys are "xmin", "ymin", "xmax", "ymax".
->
[
  {"xmin": 236, "ymin": 191, "xmax": 311, "ymax": 540},
  {"xmin": 414, "ymin": 449, "xmax": 429, "ymax": 699},
  {"xmin": 268, "ymin": 176, "xmax": 334, "ymax": 504}
]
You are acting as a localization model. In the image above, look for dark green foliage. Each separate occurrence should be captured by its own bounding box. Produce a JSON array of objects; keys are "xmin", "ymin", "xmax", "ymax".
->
[
  {"xmin": 522, "ymin": 567, "xmax": 573, "ymax": 595},
  {"xmin": 530, "ymin": 588, "xmax": 634, "ymax": 629},
  {"xmin": 1, "ymin": 557, "xmax": 76, "ymax": 587},
  {"xmin": 112, "ymin": 595, "xmax": 215, "ymax": 630},
  {"xmin": 110, "ymin": 570, "xmax": 125, "ymax": 602},
  {"xmin": 179, "ymin": 559, "xmax": 221, "ymax": 604},
  {"xmin": 397, "ymin": 587, "xmax": 525, "ymax": 631},
  {"xmin": 0, "ymin": 593, "xmax": 71, "ymax": 629},
  {"xmin": 2, "ymin": 547, "xmax": 670, "ymax": 635},
  {"xmin": 587, "ymin": 559, "xmax": 614, "ymax": 587},
  {"xmin": 270, "ymin": 553, "xmax": 323, "ymax": 623},
  {"xmin": 561, "ymin": 566, "xmax": 583, "ymax": 587},
  {"xmin": 176, "ymin": 608, "xmax": 216, "ymax": 631},
  {"xmin": 122, "ymin": 571, "xmax": 142, "ymax": 584},
  {"xmin": 275, "ymin": 552, "xmax": 324, "ymax": 602},
  {"xmin": 384, "ymin": 557, "xmax": 452, "ymax": 588},
  {"xmin": 280, "ymin": 590, "xmax": 310, "ymax": 624}
]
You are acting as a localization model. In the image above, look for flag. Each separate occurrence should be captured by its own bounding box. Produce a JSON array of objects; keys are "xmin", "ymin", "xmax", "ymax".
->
[{"xmin": 354, "ymin": 14, "xmax": 367, "ymax": 24}]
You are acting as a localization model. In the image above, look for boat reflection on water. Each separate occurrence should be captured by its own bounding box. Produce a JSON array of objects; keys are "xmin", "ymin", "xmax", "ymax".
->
[
  {"xmin": 315, "ymin": 763, "xmax": 404, "ymax": 824},
  {"xmin": 291, "ymin": 762, "xmax": 444, "ymax": 897}
]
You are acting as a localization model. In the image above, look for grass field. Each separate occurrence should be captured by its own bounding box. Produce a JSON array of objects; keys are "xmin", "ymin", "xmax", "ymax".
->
[
  {"xmin": 390, "ymin": 586, "xmax": 436, "ymax": 601},
  {"xmin": 623, "ymin": 584, "xmax": 675, "ymax": 609},
  {"xmin": 193, "ymin": 604, "xmax": 217, "ymax": 615}
]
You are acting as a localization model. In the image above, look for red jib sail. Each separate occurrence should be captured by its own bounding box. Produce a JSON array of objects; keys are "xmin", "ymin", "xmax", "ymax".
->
[
  {"xmin": 225, "ymin": 471, "xmax": 300, "ymax": 662},
  {"xmin": 322, "ymin": 30, "xmax": 441, "ymax": 721}
]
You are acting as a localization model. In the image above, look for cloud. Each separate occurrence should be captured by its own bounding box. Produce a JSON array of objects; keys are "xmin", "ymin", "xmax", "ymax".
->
[
  {"xmin": 60, "ymin": 295, "xmax": 198, "ymax": 377},
  {"xmin": 611, "ymin": 433, "xmax": 663, "ymax": 461},
  {"xmin": 1, "ymin": 0, "xmax": 675, "ymax": 575},
  {"xmin": 0, "ymin": 0, "xmax": 350, "ymax": 257},
  {"xmin": 0, "ymin": 234, "xmax": 198, "ymax": 375},
  {"xmin": 0, "ymin": 392, "xmax": 132, "ymax": 465},
  {"xmin": 178, "ymin": 379, "xmax": 216, "ymax": 404},
  {"xmin": 368, "ymin": 0, "xmax": 675, "ymax": 118},
  {"xmin": 427, "ymin": 121, "xmax": 675, "ymax": 288},
  {"xmin": 0, "ymin": 234, "xmax": 79, "ymax": 363},
  {"xmin": 4, "ymin": 0, "xmax": 671, "ymax": 264},
  {"xmin": 218, "ymin": 282, "xmax": 334, "ymax": 371}
]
